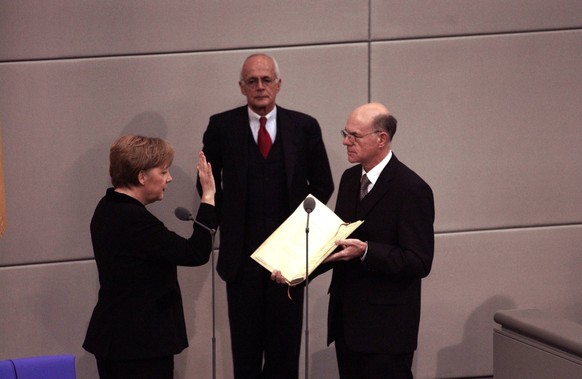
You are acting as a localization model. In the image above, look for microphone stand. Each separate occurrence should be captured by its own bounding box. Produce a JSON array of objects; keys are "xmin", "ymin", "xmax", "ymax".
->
[
  {"xmin": 300, "ymin": 197, "xmax": 315, "ymax": 379},
  {"xmin": 192, "ymin": 219, "xmax": 218, "ymax": 379},
  {"xmin": 304, "ymin": 211, "xmax": 311, "ymax": 379},
  {"xmin": 211, "ymin": 234, "xmax": 216, "ymax": 379},
  {"xmin": 175, "ymin": 206, "xmax": 217, "ymax": 378}
]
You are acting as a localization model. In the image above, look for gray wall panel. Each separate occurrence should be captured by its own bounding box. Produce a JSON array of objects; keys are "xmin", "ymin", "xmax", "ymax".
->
[
  {"xmin": 371, "ymin": 31, "xmax": 582, "ymax": 232},
  {"xmin": 0, "ymin": 262, "xmax": 97, "ymax": 364},
  {"xmin": 0, "ymin": 1, "xmax": 368, "ymax": 61},
  {"xmin": 372, "ymin": 0, "xmax": 582, "ymax": 40},
  {"xmin": 417, "ymin": 225, "xmax": 582, "ymax": 378}
]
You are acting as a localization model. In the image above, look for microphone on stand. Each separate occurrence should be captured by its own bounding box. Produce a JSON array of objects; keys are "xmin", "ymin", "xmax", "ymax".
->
[
  {"xmin": 303, "ymin": 197, "xmax": 315, "ymax": 214},
  {"xmin": 302, "ymin": 196, "xmax": 315, "ymax": 379},
  {"xmin": 174, "ymin": 206, "xmax": 194, "ymax": 221},
  {"xmin": 175, "ymin": 206, "xmax": 217, "ymax": 379},
  {"xmin": 175, "ymin": 206, "xmax": 216, "ymax": 234}
]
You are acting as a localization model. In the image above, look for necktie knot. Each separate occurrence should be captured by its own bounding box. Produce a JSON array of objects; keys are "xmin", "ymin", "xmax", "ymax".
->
[
  {"xmin": 360, "ymin": 174, "xmax": 371, "ymax": 200},
  {"xmin": 258, "ymin": 116, "xmax": 272, "ymax": 158}
]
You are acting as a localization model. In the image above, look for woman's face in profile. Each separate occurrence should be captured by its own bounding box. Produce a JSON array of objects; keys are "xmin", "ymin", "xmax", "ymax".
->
[{"xmin": 141, "ymin": 164, "xmax": 172, "ymax": 204}]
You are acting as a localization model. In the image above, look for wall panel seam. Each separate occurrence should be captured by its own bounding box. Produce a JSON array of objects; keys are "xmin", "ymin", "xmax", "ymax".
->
[{"xmin": 2, "ymin": 26, "xmax": 579, "ymax": 64}]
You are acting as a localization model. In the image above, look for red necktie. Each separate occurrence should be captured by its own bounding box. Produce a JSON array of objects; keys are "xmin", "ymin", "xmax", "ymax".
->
[{"xmin": 258, "ymin": 116, "xmax": 272, "ymax": 158}]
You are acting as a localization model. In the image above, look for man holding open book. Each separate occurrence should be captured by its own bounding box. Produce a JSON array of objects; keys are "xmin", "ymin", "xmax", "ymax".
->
[
  {"xmin": 273, "ymin": 103, "xmax": 434, "ymax": 378},
  {"xmin": 328, "ymin": 102, "xmax": 434, "ymax": 379}
]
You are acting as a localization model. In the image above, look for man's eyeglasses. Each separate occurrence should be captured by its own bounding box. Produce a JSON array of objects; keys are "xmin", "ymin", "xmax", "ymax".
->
[
  {"xmin": 241, "ymin": 76, "xmax": 279, "ymax": 88},
  {"xmin": 340, "ymin": 129, "xmax": 381, "ymax": 141}
]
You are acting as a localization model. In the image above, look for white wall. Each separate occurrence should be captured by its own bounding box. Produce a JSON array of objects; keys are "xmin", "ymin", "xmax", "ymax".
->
[{"xmin": 1, "ymin": 1, "xmax": 581, "ymax": 378}]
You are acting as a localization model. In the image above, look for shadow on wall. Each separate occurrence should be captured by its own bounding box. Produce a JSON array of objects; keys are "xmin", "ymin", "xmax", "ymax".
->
[{"xmin": 436, "ymin": 295, "xmax": 516, "ymax": 378}]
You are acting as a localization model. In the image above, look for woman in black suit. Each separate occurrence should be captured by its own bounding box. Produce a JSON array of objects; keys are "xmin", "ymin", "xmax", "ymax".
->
[{"xmin": 83, "ymin": 135, "xmax": 217, "ymax": 379}]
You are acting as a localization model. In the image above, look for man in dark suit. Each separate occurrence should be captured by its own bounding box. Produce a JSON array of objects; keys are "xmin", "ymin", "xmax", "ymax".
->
[
  {"xmin": 324, "ymin": 103, "xmax": 435, "ymax": 378},
  {"xmin": 198, "ymin": 53, "xmax": 334, "ymax": 378}
]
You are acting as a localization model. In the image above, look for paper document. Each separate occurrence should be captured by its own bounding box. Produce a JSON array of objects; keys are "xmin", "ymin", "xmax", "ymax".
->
[{"xmin": 251, "ymin": 195, "xmax": 363, "ymax": 286}]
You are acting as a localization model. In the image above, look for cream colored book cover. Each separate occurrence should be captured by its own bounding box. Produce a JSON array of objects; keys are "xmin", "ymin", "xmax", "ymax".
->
[{"xmin": 251, "ymin": 195, "xmax": 363, "ymax": 286}]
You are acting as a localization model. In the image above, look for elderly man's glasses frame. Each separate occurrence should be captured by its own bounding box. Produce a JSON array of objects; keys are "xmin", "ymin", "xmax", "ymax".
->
[{"xmin": 241, "ymin": 76, "xmax": 279, "ymax": 88}]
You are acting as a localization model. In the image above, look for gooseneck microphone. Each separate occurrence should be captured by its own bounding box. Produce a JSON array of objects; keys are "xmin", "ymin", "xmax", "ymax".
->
[{"xmin": 174, "ymin": 206, "xmax": 217, "ymax": 379}]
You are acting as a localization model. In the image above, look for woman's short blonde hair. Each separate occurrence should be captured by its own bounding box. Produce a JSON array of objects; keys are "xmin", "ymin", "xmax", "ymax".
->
[{"xmin": 109, "ymin": 135, "xmax": 174, "ymax": 188}]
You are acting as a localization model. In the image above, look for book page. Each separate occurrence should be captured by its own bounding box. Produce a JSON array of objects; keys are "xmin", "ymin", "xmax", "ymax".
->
[{"xmin": 251, "ymin": 195, "xmax": 363, "ymax": 285}]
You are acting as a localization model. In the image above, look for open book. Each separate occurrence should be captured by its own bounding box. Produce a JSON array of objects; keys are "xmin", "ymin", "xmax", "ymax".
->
[{"xmin": 251, "ymin": 195, "xmax": 363, "ymax": 286}]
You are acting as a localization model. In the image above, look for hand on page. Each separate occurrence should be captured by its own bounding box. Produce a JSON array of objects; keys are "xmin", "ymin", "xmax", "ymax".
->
[{"xmin": 324, "ymin": 238, "xmax": 367, "ymax": 262}]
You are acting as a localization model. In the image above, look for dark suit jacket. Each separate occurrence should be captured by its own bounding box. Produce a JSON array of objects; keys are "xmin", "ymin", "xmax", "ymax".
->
[
  {"xmin": 200, "ymin": 105, "xmax": 334, "ymax": 283},
  {"xmin": 83, "ymin": 188, "xmax": 217, "ymax": 360},
  {"xmin": 328, "ymin": 154, "xmax": 434, "ymax": 354}
]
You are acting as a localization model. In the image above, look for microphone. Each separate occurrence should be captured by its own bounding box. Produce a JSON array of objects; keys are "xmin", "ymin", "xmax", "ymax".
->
[
  {"xmin": 175, "ymin": 206, "xmax": 194, "ymax": 221},
  {"xmin": 303, "ymin": 197, "xmax": 316, "ymax": 214},
  {"xmin": 174, "ymin": 206, "xmax": 216, "ymax": 234}
]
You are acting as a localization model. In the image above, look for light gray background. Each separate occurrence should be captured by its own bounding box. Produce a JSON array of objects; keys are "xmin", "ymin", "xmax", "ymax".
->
[{"xmin": 1, "ymin": 1, "xmax": 581, "ymax": 378}]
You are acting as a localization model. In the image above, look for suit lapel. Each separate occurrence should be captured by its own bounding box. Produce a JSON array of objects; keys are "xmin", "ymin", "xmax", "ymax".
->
[
  {"xmin": 334, "ymin": 166, "xmax": 360, "ymax": 222},
  {"xmin": 231, "ymin": 107, "xmax": 251, "ymax": 192},
  {"xmin": 277, "ymin": 107, "xmax": 300, "ymax": 191}
]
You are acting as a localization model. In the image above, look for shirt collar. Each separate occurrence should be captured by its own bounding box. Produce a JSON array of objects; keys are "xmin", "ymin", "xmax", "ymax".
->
[
  {"xmin": 361, "ymin": 150, "xmax": 392, "ymax": 184},
  {"xmin": 248, "ymin": 106, "xmax": 277, "ymax": 123}
]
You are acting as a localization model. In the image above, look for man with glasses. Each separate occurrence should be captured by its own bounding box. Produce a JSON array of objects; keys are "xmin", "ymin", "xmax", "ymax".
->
[
  {"xmin": 325, "ymin": 103, "xmax": 434, "ymax": 378},
  {"xmin": 198, "ymin": 53, "xmax": 334, "ymax": 378}
]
